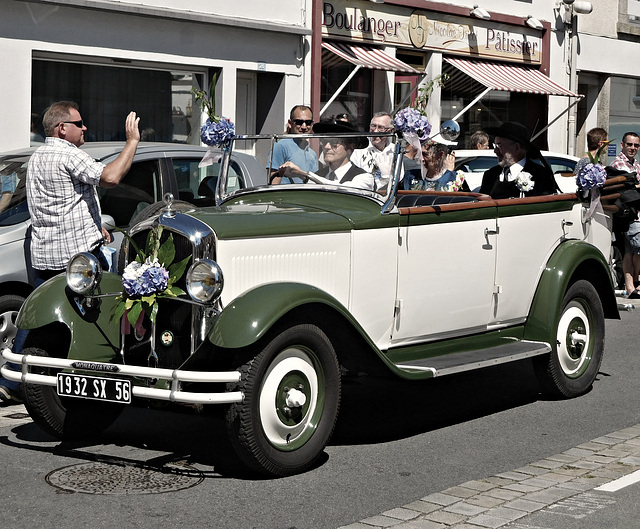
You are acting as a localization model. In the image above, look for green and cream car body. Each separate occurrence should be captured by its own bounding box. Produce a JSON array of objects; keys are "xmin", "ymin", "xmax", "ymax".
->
[{"xmin": 2, "ymin": 130, "xmax": 618, "ymax": 477}]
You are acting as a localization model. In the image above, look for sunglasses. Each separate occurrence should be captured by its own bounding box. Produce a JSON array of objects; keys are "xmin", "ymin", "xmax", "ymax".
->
[
  {"xmin": 293, "ymin": 119, "xmax": 313, "ymax": 126},
  {"xmin": 625, "ymin": 142, "xmax": 640, "ymax": 148},
  {"xmin": 62, "ymin": 120, "xmax": 84, "ymax": 128}
]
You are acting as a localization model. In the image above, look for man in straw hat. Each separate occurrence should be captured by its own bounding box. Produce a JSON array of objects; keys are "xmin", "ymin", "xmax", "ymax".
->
[{"xmin": 479, "ymin": 122, "xmax": 557, "ymax": 199}]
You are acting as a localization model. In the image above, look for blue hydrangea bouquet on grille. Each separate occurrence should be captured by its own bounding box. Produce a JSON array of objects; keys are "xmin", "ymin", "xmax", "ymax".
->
[{"xmin": 112, "ymin": 226, "xmax": 191, "ymax": 330}]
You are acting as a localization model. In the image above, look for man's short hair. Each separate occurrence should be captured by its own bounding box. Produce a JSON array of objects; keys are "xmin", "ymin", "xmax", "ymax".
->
[
  {"xmin": 42, "ymin": 101, "xmax": 79, "ymax": 136},
  {"xmin": 370, "ymin": 111, "xmax": 391, "ymax": 123},
  {"xmin": 289, "ymin": 105, "xmax": 313, "ymax": 120},
  {"xmin": 586, "ymin": 127, "xmax": 608, "ymax": 151},
  {"xmin": 469, "ymin": 130, "xmax": 489, "ymax": 149},
  {"xmin": 622, "ymin": 131, "xmax": 640, "ymax": 144}
]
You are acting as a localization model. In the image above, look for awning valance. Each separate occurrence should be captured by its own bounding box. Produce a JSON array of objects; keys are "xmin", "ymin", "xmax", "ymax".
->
[
  {"xmin": 444, "ymin": 57, "xmax": 579, "ymax": 97},
  {"xmin": 321, "ymin": 42, "xmax": 421, "ymax": 74}
]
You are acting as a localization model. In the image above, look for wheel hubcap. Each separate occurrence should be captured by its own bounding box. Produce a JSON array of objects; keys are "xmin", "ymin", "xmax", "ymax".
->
[
  {"xmin": 0, "ymin": 309, "xmax": 18, "ymax": 352},
  {"xmin": 259, "ymin": 347, "xmax": 324, "ymax": 451},
  {"xmin": 556, "ymin": 301, "xmax": 592, "ymax": 377}
]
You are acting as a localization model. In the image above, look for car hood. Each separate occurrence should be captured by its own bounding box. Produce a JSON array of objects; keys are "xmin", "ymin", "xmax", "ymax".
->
[{"xmin": 184, "ymin": 189, "xmax": 395, "ymax": 238}]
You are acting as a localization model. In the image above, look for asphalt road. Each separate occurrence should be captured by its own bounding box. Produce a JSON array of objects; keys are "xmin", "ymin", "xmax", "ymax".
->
[{"xmin": 1, "ymin": 309, "xmax": 639, "ymax": 529}]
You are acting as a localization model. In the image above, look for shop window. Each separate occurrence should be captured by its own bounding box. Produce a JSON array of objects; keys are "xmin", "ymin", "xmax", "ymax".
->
[
  {"xmin": 609, "ymin": 76, "xmax": 640, "ymax": 157},
  {"xmin": 31, "ymin": 60, "xmax": 205, "ymax": 144},
  {"xmin": 321, "ymin": 61, "xmax": 372, "ymax": 130},
  {"xmin": 441, "ymin": 61, "xmax": 548, "ymax": 150}
]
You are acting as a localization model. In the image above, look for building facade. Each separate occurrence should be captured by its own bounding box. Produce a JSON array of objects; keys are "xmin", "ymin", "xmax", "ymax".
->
[
  {"xmin": 2, "ymin": 1, "xmax": 640, "ymax": 160},
  {"xmin": 1, "ymin": 0, "xmax": 314, "ymax": 163}
]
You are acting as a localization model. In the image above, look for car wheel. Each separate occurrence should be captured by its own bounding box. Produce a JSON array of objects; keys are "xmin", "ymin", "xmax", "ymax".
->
[
  {"xmin": 534, "ymin": 280, "xmax": 605, "ymax": 398},
  {"xmin": 22, "ymin": 347, "xmax": 124, "ymax": 440},
  {"xmin": 117, "ymin": 199, "xmax": 194, "ymax": 273},
  {"xmin": 0, "ymin": 294, "xmax": 25, "ymax": 361},
  {"xmin": 225, "ymin": 324, "xmax": 341, "ymax": 477}
]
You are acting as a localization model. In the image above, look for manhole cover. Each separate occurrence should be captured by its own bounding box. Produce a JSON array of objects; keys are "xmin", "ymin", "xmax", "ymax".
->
[{"xmin": 46, "ymin": 460, "xmax": 204, "ymax": 495}]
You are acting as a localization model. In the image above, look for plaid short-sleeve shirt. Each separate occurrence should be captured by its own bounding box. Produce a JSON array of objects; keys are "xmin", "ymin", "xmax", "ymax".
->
[{"xmin": 27, "ymin": 137, "xmax": 106, "ymax": 270}]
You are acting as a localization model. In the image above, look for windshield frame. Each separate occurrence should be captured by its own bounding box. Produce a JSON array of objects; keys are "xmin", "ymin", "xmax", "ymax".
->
[{"xmin": 215, "ymin": 132, "xmax": 406, "ymax": 213}]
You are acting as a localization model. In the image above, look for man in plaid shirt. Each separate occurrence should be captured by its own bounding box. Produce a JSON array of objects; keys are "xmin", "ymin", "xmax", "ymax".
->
[{"xmin": 0, "ymin": 101, "xmax": 139, "ymax": 403}]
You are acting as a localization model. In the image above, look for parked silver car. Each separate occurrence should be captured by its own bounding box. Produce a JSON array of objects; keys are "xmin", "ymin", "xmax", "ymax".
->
[{"xmin": 0, "ymin": 142, "xmax": 265, "ymax": 359}]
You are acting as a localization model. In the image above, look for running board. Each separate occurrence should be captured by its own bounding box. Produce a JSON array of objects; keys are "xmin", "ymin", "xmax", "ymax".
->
[{"xmin": 394, "ymin": 340, "xmax": 551, "ymax": 377}]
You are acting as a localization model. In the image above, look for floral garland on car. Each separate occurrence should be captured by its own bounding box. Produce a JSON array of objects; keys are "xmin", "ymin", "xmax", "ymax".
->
[{"xmin": 112, "ymin": 226, "xmax": 190, "ymax": 330}]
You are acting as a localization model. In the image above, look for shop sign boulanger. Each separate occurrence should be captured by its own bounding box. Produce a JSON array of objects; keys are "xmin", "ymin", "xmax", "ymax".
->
[{"xmin": 321, "ymin": 0, "xmax": 542, "ymax": 65}]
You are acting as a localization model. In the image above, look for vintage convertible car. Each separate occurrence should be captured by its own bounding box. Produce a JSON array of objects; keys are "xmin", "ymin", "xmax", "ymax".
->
[{"xmin": 2, "ymin": 127, "xmax": 618, "ymax": 477}]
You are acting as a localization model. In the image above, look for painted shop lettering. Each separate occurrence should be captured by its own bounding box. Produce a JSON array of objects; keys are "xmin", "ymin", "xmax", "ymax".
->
[
  {"xmin": 323, "ymin": 2, "xmax": 401, "ymax": 42},
  {"xmin": 485, "ymin": 29, "xmax": 538, "ymax": 56}
]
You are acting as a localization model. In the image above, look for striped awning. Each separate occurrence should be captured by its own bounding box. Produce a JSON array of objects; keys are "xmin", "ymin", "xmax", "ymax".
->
[
  {"xmin": 444, "ymin": 57, "xmax": 579, "ymax": 97},
  {"xmin": 322, "ymin": 42, "xmax": 421, "ymax": 74}
]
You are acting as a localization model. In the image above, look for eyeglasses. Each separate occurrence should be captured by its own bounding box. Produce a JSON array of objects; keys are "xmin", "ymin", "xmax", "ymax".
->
[
  {"xmin": 492, "ymin": 141, "xmax": 513, "ymax": 150},
  {"xmin": 370, "ymin": 125, "xmax": 393, "ymax": 132},
  {"xmin": 62, "ymin": 120, "xmax": 84, "ymax": 128},
  {"xmin": 625, "ymin": 142, "xmax": 640, "ymax": 148},
  {"xmin": 292, "ymin": 119, "xmax": 313, "ymax": 127},
  {"xmin": 323, "ymin": 139, "xmax": 345, "ymax": 148}
]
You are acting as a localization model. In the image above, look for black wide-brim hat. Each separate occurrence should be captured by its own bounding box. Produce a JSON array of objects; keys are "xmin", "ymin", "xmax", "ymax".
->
[
  {"xmin": 488, "ymin": 122, "xmax": 530, "ymax": 147},
  {"xmin": 313, "ymin": 119, "xmax": 369, "ymax": 149}
]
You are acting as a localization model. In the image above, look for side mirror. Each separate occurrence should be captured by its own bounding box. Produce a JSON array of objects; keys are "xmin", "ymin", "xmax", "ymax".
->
[
  {"xmin": 101, "ymin": 213, "xmax": 116, "ymax": 231},
  {"xmin": 440, "ymin": 120, "xmax": 460, "ymax": 141}
]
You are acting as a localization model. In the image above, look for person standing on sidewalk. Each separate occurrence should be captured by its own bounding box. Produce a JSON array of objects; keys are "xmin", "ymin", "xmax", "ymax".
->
[
  {"xmin": 610, "ymin": 132, "xmax": 640, "ymax": 298},
  {"xmin": 0, "ymin": 101, "xmax": 140, "ymax": 403}
]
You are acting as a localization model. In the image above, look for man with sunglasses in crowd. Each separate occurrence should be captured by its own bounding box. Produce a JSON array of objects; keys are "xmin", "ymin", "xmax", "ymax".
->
[
  {"xmin": 0, "ymin": 100, "xmax": 140, "ymax": 403},
  {"xmin": 611, "ymin": 132, "xmax": 640, "ymax": 299},
  {"xmin": 350, "ymin": 112, "xmax": 396, "ymax": 193},
  {"xmin": 269, "ymin": 104, "xmax": 318, "ymax": 184}
]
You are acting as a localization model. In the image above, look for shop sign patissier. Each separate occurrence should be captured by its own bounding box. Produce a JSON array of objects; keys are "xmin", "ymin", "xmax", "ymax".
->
[{"xmin": 322, "ymin": 0, "xmax": 542, "ymax": 65}]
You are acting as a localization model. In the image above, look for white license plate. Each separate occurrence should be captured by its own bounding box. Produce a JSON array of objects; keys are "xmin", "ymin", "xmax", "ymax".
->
[{"xmin": 57, "ymin": 373, "xmax": 132, "ymax": 404}]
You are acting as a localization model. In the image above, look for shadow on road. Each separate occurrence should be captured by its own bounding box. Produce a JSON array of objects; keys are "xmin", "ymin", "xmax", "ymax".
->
[
  {"xmin": 1, "ymin": 357, "xmax": 599, "ymax": 479},
  {"xmin": 332, "ymin": 359, "xmax": 543, "ymax": 445}
]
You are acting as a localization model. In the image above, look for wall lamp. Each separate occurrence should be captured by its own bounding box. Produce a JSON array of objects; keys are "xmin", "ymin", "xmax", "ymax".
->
[
  {"xmin": 525, "ymin": 15, "xmax": 544, "ymax": 30},
  {"xmin": 470, "ymin": 5, "xmax": 491, "ymax": 20},
  {"xmin": 562, "ymin": 0, "xmax": 593, "ymax": 14}
]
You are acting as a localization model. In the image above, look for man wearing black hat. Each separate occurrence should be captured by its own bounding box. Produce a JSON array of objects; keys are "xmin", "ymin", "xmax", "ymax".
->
[
  {"xmin": 274, "ymin": 119, "xmax": 374, "ymax": 190},
  {"xmin": 479, "ymin": 122, "xmax": 557, "ymax": 199}
]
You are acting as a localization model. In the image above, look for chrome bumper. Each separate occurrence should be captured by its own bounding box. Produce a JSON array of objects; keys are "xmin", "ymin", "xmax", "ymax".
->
[{"xmin": 1, "ymin": 349, "xmax": 243, "ymax": 405}]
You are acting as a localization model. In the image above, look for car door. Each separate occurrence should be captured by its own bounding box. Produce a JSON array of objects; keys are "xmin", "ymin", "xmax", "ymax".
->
[{"xmin": 391, "ymin": 199, "xmax": 498, "ymax": 346}]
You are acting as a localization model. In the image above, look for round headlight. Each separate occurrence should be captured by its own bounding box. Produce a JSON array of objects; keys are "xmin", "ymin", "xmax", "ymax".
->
[
  {"xmin": 186, "ymin": 259, "xmax": 223, "ymax": 303},
  {"xmin": 66, "ymin": 252, "xmax": 103, "ymax": 294}
]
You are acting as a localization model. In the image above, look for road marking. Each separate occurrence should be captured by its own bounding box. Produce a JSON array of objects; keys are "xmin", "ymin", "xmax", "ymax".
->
[{"xmin": 595, "ymin": 469, "xmax": 640, "ymax": 492}]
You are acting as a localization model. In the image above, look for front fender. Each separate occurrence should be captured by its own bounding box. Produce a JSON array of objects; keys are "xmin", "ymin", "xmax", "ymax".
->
[
  {"xmin": 524, "ymin": 239, "xmax": 618, "ymax": 343},
  {"xmin": 210, "ymin": 283, "xmax": 361, "ymax": 349},
  {"xmin": 16, "ymin": 272, "xmax": 123, "ymax": 362}
]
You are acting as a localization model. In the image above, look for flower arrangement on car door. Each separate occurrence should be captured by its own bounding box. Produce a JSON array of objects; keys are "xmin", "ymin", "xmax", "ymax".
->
[{"xmin": 112, "ymin": 226, "xmax": 190, "ymax": 332}]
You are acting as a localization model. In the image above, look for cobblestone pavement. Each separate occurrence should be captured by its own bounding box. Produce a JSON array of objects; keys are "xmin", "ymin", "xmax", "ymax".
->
[{"xmin": 338, "ymin": 424, "xmax": 640, "ymax": 529}]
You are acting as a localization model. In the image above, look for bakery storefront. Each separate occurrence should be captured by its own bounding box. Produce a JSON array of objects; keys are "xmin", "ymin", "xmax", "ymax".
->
[{"xmin": 314, "ymin": 0, "xmax": 577, "ymax": 150}]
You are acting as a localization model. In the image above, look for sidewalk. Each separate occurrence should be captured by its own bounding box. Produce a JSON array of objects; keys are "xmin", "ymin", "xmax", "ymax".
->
[{"xmin": 338, "ymin": 424, "xmax": 640, "ymax": 529}]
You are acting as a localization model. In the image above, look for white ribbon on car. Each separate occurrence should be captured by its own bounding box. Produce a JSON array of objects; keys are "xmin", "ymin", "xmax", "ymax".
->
[{"xmin": 198, "ymin": 148, "xmax": 221, "ymax": 168}]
